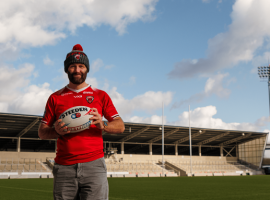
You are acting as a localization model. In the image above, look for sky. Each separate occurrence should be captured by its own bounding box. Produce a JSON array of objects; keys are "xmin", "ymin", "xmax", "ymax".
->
[{"xmin": 0, "ymin": 0, "xmax": 270, "ymax": 156}]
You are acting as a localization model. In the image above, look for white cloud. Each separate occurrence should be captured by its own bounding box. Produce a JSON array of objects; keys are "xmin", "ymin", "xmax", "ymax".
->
[
  {"xmin": 204, "ymin": 73, "xmax": 231, "ymax": 98},
  {"xmin": 0, "ymin": 63, "xmax": 34, "ymax": 102},
  {"xmin": 0, "ymin": 63, "xmax": 53, "ymax": 115},
  {"xmin": 91, "ymin": 58, "xmax": 115, "ymax": 73},
  {"xmin": 86, "ymin": 77, "xmax": 98, "ymax": 88},
  {"xmin": 0, "ymin": 0, "xmax": 157, "ymax": 52},
  {"xmin": 0, "ymin": 102, "xmax": 8, "ymax": 113},
  {"xmin": 172, "ymin": 73, "xmax": 232, "ymax": 109},
  {"xmin": 43, "ymin": 56, "xmax": 54, "ymax": 65},
  {"xmin": 129, "ymin": 115, "xmax": 166, "ymax": 124},
  {"xmin": 251, "ymin": 51, "xmax": 270, "ymax": 73},
  {"xmin": 91, "ymin": 58, "xmax": 104, "ymax": 73},
  {"xmin": 168, "ymin": 0, "xmax": 270, "ymax": 79},
  {"xmin": 108, "ymin": 86, "xmax": 173, "ymax": 117},
  {"xmin": 171, "ymin": 105, "xmax": 270, "ymax": 132},
  {"xmin": 9, "ymin": 83, "xmax": 53, "ymax": 115}
]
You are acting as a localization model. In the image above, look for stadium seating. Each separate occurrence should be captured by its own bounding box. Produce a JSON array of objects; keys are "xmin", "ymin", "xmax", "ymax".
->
[
  {"xmin": 0, "ymin": 158, "xmax": 52, "ymax": 179},
  {"xmin": 1, "ymin": 156, "xmax": 264, "ymax": 178},
  {"xmin": 105, "ymin": 158, "xmax": 178, "ymax": 177},
  {"xmin": 164, "ymin": 158, "xmax": 263, "ymax": 176}
]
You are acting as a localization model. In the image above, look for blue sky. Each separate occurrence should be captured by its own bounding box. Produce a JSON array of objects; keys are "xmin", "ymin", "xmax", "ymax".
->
[{"xmin": 0, "ymin": 0, "xmax": 270, "ymax": 151}]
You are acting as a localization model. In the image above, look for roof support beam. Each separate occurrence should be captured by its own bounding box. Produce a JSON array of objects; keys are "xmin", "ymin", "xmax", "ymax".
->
[
  {"xmin": 119, "ymin": 126, "xmax": 150, "ymax": 142},
  {"xmin": 224, "ymin": 146, "xmax": 236, "ymax": 157},
  {"xmin": 174, "ymin": 130, "xmax": 205, "ymax": 144},
  {"xmin": 148, "ymin": 128, "xmax": 179, "ymax": 143},
  {"xmin": 126, "ymin": 128, "xmax": 180, "ymax": 153},
  {"xmin": 17, "ymin": 117, "xmax": 40, "ymax": 137},
  {"xmin": 220, "ymin": 133, "xmax": 252, "ymax": 146},
  {"xmin": 197, "ymin": 132, "xmax": 230, "ymax": 145}
]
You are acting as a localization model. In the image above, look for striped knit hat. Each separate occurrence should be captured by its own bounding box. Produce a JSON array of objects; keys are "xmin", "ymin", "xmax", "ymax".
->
[{"xmin": 64, "ymin": 44, "xmax": 90, "ymax": 72}]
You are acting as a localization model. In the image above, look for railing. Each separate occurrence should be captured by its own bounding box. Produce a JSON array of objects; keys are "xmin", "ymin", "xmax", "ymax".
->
[
  {"xmin": 105, "ymin": 159, "xmax": 175, "ymax": 174},
  {"xmin": 164, "ymin": 159, "xmax": 258, "ymax": 173}
]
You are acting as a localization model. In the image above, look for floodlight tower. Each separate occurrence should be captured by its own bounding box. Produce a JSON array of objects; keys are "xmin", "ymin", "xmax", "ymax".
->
[{"xmin": 258, "ymin": 65, "xmax": 270, "ymax": 115}]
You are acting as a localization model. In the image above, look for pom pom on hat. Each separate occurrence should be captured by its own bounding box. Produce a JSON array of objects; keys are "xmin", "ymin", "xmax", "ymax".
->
[
  {"xmin": 64, "ymin": 44, "xmax": 90, "ymax": 72},
  {"xmin": 72, "ymin": 44, "xmax": 83, "ymax": 51}
]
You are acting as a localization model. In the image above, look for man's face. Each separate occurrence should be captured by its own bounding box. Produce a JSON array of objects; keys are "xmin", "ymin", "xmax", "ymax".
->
[{"xmin": 67, "ymin": 63, "xmax": 87, "ymax": 85}]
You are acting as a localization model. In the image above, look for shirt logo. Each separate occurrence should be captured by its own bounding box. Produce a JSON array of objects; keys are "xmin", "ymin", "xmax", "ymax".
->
[
  {"xmin": 71, "ymin": 113, "xmax": 81, "ymax": 119},
  {"xmin": 83, "ymin": 91, "xmax": 93, "ymax": 94},
  {"xmin": 59, "ymin": 107, "xmax": 89, "ymax": 119},
  {"xmin": 61, "ymin": 92, "xmax": 73, "ymax": 96},
  {"xmin": 86, "ymin": 96, "xmax": 94, "ymax": 104},
  {"xmin": 74, "ymin": 95, "xmax": 82, "ymax": 98},
  {"xmin": 75, "ymin": 54, "xmax": 80, "ymax": 60}
]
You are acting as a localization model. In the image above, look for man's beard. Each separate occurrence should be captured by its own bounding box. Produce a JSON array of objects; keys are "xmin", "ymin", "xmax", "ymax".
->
[{"xmin": 68, "ymin": 71, "xmax": 87, "ymax": 84}]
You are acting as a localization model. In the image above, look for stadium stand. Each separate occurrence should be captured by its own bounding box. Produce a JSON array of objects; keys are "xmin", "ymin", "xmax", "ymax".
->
[
  {"xmin": 0, "ymin": 158, "xmax": 52, "ymax": 179},
  {"xmin": 0, "ymin": 112, "xmax": 269, "ymax": 178},
  {"xmin": 163, "ymin": 159, "xmax": 263, "ymax": 176},
  {"xmin": 105, "ymin": 159, "xmax": 177, "ymax": 177}
]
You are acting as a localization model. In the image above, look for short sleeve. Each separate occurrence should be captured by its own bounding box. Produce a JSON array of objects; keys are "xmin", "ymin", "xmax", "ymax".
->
[
  {"xmin": 102, "ymin": 92, "xmax": 119, "ymax": 122},
  {"xmin": 41, "ymin": 95, "xmax": 56, "ymax": 127}
]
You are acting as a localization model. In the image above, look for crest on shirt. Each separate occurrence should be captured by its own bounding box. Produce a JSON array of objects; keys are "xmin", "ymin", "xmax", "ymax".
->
[
  {"xmin": 75, "ymin": 54, "xmax": 80, "ymax": 60},
  {"xmin": 86, "ymin": 96, "xmax": 94, "ymax": 104}
]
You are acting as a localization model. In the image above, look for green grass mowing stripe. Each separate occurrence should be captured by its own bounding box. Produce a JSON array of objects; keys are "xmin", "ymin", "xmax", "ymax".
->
[
  {"xmin": 0, "ymin": 179, "xmax": 53, "ymax": 200},
  {"xmin": 0, "ymin": 176, "xmax": 269, "ymax": 200},
  {"xmin": 108, "ymin": 176, "xmax": 270, "ymax": 200},
  {"xmin": 0, "ymin": 185, "xmax": 51, "ymax": 193}
]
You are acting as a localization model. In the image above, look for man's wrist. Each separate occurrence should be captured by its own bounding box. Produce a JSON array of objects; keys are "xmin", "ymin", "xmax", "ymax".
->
[
  {"xmin": 103, "ymin": 121, "xmax": 108, "ymax": 130},
  {"xmin": 54, "ymin": 128, "xmax": 61, "ymax": 137}
]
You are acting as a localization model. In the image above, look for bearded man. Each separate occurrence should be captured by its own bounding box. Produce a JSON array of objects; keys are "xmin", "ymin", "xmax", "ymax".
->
[{"xmin": 39, "ymin": 44, "xmax": 125, "ymax": 200}]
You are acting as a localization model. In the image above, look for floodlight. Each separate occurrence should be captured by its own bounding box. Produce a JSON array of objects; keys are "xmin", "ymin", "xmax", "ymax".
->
[
  {"xmin": 258, "ymin": 66, "xmax": 270, "ymax": 92},
  {"xmin": 258, "ymin": 65, "xmax": 270, "ymax": 116}
]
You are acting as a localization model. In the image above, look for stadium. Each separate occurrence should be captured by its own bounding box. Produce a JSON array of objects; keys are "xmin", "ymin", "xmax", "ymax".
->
[
  {"xmin": 0, "ymin": 112, "xmax": 269, "ymax": 176},
  {"xmin": 0, "ymin": 112, "xmax": 270, "ymax": 199}
]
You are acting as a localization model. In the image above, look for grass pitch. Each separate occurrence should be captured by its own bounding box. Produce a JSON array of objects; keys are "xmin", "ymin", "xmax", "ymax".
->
[{"xmin": 0, "ymin": 176, "xmax": 269, "ymax": 200}]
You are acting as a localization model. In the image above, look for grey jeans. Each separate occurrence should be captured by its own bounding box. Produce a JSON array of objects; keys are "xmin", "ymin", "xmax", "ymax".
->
[{"xmin": 53, "ymin": 157, "xmax": 108, "ymax": 200}]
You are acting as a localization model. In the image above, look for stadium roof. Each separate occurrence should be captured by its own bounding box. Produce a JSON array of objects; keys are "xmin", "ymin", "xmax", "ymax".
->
[{"xmin": 0, "ymin": 112, "xmax": 268, "ymax": 149}]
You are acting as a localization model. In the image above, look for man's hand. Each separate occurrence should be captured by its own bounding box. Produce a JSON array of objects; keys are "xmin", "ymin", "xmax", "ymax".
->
[
  {"xmin": 90, "ymin": 108, "xmax": 104, "ymax": 130},
  {"xmin": 38, "ymin": 119, "xmax": 70, "ymax": 140},
  {"xmin": 55, "ymin": 119, "xmax": 71, "ymax": 136},
  {"xmin": 90, "ymin": 108, "xmax": 125, "ymax": 133}
]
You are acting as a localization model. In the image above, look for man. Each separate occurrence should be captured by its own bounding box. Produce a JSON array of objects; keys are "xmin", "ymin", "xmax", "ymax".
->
[{"xmin": 39, "ymin": 44, "xmax": 125, "ymax": 200}]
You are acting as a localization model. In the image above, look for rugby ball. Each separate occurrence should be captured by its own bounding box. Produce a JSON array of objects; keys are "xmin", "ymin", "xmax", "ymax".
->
[{"xmin": 58, "ymin": 106, "xmax": 93, "ymax": 133}]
